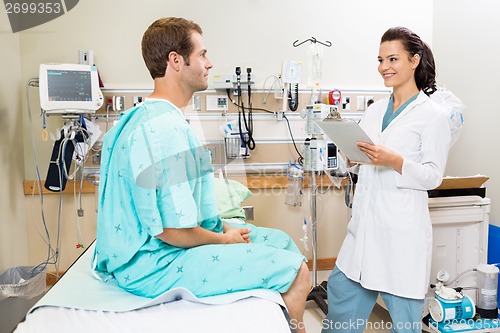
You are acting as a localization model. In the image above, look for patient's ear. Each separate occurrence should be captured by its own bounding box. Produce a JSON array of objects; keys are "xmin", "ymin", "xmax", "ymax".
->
[{"xmin": 168, "ymin": 51, "xmax": 182, "ymax": 72}]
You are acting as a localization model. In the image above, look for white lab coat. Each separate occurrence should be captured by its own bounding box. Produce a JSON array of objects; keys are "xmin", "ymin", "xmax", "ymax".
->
[{"xmin": 336, "ymin": 91, "xmax": 451, "ymax": 299}]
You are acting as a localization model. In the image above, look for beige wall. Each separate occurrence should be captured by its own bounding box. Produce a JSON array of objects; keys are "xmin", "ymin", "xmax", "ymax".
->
[
  {"xmin": 26, "ymin": 192, "xmax": 98, "ymax": 271},
  {"xmin": 0, "ymin": 20, "xmax": 29, "ymax": 271},
  {"xmin": 245, "ymin": 187, "xmax": 351, "ymax": 259}
]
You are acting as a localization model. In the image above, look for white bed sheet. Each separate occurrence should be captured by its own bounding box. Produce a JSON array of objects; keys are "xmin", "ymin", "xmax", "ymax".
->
[{"xmin": 14, "ymin": 242, "xmax": 292, "ymax": 333}]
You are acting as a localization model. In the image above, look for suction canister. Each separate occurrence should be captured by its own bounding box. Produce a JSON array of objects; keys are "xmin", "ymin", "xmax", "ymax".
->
[{"xmin": 476, "ymin": 264, "xmax": 499, "ymax": 319}]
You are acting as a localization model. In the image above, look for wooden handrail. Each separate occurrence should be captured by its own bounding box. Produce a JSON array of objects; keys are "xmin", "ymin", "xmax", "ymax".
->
[
  {"xmin": 24, "ymin": 179, "xmax": 97, "ymax": 195},
  {"xmin": 24, "ymin": 174, "xmax": 347, "ymax": 195}
]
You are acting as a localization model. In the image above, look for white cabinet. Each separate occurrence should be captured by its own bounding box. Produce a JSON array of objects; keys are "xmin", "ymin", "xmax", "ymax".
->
[{"xmin": 427, "ymin": 195, "xmax": 491, "ymax": 303}]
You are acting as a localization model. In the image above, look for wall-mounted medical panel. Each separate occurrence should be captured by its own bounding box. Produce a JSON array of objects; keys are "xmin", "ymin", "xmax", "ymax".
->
[{"xmin": 91, "ymin": 88, "xmax": 389, "ymax": 175}]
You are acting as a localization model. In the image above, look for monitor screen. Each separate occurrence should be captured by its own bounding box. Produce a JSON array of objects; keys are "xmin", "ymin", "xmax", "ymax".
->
[
  {"xmin": 39, "ymin": 64, "xmax": 103, "ymax": 114},
  {"xmin": 47, "ymin": 69, "xmax": 92, "ymax": 102}
]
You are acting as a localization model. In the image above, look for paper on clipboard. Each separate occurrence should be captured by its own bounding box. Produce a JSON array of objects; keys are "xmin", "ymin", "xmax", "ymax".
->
[{"xmin": 314, "ymin": 119, "xmax": 374, "ymax": 164}]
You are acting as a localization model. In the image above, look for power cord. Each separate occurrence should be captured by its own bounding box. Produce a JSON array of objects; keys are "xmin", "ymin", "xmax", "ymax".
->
[
  {"xmin": 283, "ymin": 114, "xmax": 304, "ymax": 165},
  {"xmin": 26, "ymin": 78, "xmax": 60, "ymax": 276}
]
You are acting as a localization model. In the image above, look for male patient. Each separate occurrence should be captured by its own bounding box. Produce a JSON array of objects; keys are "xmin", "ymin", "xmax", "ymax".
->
[{"xmin": 92, "ymin": 17, "xmax": 310, "ymax": 332}]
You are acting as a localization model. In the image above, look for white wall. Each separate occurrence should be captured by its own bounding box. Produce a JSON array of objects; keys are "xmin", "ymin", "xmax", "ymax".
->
[
  {"xmin": 18, "ymin": 0, "xmax": 434, "ymax": 89},
  {"xmin": 433, "ymin": 0, "xmax": 500, "ymax": 225},
  {"xmin": 0, "ymin": 18, "xmax": 29, "ymax": 271}
]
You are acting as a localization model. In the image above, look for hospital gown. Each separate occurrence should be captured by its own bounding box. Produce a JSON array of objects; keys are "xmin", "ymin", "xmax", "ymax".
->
[{"xmin": 92, "ymin": 98, "xmax": 305, "ymax": 298}]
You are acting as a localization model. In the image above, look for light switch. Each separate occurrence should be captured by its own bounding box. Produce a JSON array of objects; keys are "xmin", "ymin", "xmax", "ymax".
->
[
  {"xmin": 357, "ymin": 96, "xmax": 365, "ymax": 111},
  {"xmin": 192, "ymin": 95, "xmax": 202, "ymax": 111}
]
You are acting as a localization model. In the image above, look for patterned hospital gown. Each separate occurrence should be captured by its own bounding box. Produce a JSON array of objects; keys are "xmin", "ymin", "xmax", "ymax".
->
[{"xmin": 92, "ymin": 98, "xmax": 305, "ymax": 298}]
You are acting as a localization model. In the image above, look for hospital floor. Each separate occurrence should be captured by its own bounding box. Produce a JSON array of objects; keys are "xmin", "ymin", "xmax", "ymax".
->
[{"xmin": 304, "ymin": 270, "xmax": 429, "ymax": 333}]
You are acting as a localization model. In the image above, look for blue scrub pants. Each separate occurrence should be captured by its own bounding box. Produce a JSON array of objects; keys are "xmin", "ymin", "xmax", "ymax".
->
[{"xmin": 321, "ymin": 266, "xmax": 424, "ymax": 333}]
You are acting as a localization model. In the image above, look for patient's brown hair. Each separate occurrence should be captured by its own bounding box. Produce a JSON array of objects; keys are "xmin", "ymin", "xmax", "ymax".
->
[{"xmin": 141, "ymin": 17, "xmax": 203, "ymax": 79}]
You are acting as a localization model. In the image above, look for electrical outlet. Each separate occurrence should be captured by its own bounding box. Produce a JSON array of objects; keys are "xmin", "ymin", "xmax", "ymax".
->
[
  {"xmin": 78, "ymin": 49, "xmax": 93, "ymax": 65},
  {"xmin": 113, "ymin": 96, "xmax": 125, "ymax": 111},
  {"xmin": 342, "ymin": 96, "xmax": 351, "ymax": 111},
  {"xmin": 365, "ymin": 96, "xmax": 374, "ymax": 109},
  {"xmin": 105, "ymin": 96, "xmax": 125, "ymax": 111},
  {"xmin": 276, "ymin": 111, "xmax": 284, "ymax": 121},
  {"xmin": 133, "ymin": 96, "xmax": 144, "ymax": 106}
]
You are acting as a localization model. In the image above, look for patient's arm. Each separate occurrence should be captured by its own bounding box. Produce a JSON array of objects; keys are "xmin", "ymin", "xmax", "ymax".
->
[{"xmin": 155, "ymin": 225, "xmax": 251, "ymax": 248}]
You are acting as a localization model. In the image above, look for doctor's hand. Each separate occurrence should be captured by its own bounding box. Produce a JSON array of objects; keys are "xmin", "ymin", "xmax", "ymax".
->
[
  {"xmin": 222, "ymin": 223, "xmax": 252, "ymax": 244},
  {"xmin": 357, "ymin": 141, "xmax": 403, "ymax": 174}
]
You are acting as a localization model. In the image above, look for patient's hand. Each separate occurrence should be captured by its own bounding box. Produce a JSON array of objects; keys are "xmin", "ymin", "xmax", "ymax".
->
[{"xmin": 223, "ymin": 224, "xmax": 251, "ymax": 244}]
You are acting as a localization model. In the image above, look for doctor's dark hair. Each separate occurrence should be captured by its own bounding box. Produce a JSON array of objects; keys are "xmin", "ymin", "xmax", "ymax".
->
[
  {"xmin": 142, "ymin": 17, "xmax": 203, "ymax": 80},
  {"xmin": 381, "ymin": 27, "xmax": 437, "ymax": 96}
]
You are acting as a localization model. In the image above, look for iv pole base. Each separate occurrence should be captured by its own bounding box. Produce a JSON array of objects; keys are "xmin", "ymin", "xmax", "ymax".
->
[{"xmin": 307, "ymin": 280, "xmax": 328, "ymax": 315}]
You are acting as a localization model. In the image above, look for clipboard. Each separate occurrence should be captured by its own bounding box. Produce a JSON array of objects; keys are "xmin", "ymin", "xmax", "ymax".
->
[{"xmin": 314, "ymin": 118, "xmax": 374, "ymax": 164}]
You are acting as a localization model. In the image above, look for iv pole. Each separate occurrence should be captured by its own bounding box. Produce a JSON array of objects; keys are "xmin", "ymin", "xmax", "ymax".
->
[
  {"xmin": 306, "ymin": 170, "xmax": 328, "ymax": 315},
  {"xmin": 291, "ymin": 37, "xmax": 333, "ymax": 315},
  {"xmin": 303, "ymin": 108, "xmax": 349, "ymax": 315}
]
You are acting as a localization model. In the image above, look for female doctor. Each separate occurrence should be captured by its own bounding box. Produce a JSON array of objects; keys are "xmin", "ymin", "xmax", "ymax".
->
[{"xmin": 322, "ymin": 27, "xmax": 451, "ymax": 333}]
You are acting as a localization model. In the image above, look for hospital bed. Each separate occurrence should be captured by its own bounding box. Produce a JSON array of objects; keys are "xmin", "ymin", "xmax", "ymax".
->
[{"xmin": 15, "ymin": 178, "xmax": 295, "ymax": 333}]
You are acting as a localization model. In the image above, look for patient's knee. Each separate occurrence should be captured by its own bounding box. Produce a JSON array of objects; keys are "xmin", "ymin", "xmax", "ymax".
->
[{"xmin": 298, "ymin": 262, "xmax": 311, "ymax": 289}]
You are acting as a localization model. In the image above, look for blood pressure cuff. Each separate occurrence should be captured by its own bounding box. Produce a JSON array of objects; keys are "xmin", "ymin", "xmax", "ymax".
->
[{"xmin": 45, "ymin": 125, "xmax": 88, "ymax": 192}]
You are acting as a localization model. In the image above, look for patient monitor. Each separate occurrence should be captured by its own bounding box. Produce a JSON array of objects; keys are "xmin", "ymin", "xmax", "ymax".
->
[
  {"xmin": 39, "ymin": 63, "xmax": 103, "ymax": 192},
  {"xmin": 39, "ymin": 63, "xmax": 103, "ymax": 114}
]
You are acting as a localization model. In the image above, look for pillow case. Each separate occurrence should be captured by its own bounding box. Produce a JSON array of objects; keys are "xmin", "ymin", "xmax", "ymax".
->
[{"xmin": 213, "ymin": 177, "xmax": 252, "ymax": 219}]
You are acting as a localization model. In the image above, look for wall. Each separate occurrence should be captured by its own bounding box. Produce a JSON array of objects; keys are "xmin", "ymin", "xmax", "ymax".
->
[
  {"xmin": 17, "ymin": 0, "xmax": 434, "ymax": 91},
  {"xmin": 20, "ymin": 0, "xmax": 434, "ymax": 178},
  {"xmin": 433, "ymin": 0, "xmax": 500, "ymax": 226},
  {"xmin": 14, "ymin": 0, "xmax": 440, "ymax": 270},
  {"xmin": 0, "ymin": 19, "xmax": 29, "ymax": 271}
]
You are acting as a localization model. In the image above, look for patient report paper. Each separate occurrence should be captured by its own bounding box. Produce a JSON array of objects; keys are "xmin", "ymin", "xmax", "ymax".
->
[{"xmin": 314, "ymin": 119, "xmax": 373, "ymax": 164}]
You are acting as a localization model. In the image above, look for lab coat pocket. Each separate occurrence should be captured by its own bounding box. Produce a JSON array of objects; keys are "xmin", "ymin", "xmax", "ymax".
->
[
  {"xmin": 375, "ymin": 188, "xmax": 419, "ymax": 233},
  {"xmin": 345, "ymin": 193, "xmax": 364, "ymax": 238}
]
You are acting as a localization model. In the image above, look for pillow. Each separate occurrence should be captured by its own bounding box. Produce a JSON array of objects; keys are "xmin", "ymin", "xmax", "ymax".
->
[{"xmin": 213, "ymin": 177, "xmax": 252, "ymax": 219}]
